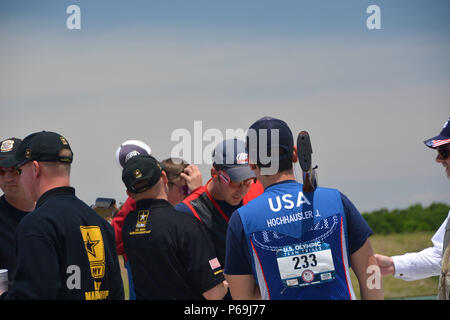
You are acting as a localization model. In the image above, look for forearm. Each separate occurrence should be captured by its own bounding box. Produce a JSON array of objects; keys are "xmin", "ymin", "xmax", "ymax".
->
[
  {"xmin": 392, "ymin": 246, "xmax": 442, "ymax": 281},
  {"xmin": 225, "ymin": 274, "xmax": 261, "ymax": 300},
  {"xmin": 202, "ymin": 280, "xmax": 228, "ymax": 300},
  {"xmin": 351, "ymin": 240, "xmax": 384, "ymax": 300}
]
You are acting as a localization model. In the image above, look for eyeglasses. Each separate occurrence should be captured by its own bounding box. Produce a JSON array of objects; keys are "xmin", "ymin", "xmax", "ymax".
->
[
  {"xmin": 218, "ymin": 170, "xmax": 255, "ymax": 188},
  {"xmin": 437, "ymin": 145, "xmax": 450, "ymax": 160}
]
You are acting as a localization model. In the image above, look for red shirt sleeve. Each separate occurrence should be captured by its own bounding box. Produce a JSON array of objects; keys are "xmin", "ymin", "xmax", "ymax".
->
[
  {"xmin": 111, "ymin": 197, "xmax": 136, "ymax": 261},
  {"xmin": 243, "ymin": 180, "xmax": 264, "ymax": 205}
]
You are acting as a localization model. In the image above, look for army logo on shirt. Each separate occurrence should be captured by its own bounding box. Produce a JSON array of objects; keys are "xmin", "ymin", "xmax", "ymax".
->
[
  {"xmin": 129, "ymin": 210, "xmax": 151, "ymax": 235},
  {"xmin": 80, "ymin": 226, "xmax": 105, "ymax": 279}
]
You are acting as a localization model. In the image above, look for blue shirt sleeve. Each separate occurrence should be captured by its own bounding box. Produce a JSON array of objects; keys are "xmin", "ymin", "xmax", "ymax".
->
[
  {"xmin": 175, "ymin": 202, "xmax": 193, "ymax": 215},
  {"xmin": 224, "ymin": 210, "xmax": 253, "ymax": 275},
  {"xmin": 340, "ymin": 192, "xmax": 373, "ymax": 254}
]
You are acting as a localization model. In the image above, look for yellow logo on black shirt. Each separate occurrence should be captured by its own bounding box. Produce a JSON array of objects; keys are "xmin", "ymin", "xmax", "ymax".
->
[
  {"xmin": 129, "ymin": 210, "xmax": 151, "ymax": 235},
  {"xmin": 80, "ymin": 226, "xmax": 105, "ymax": 279},
  {"xmin": 80, "ymin": 226, "xmax": 110, "ymax": 300}
]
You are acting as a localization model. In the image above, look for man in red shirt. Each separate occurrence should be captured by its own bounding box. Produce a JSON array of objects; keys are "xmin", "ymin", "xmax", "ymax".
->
[{"xmin": 176, "ymin": 138, "xmax": 263, "ymax": 270}]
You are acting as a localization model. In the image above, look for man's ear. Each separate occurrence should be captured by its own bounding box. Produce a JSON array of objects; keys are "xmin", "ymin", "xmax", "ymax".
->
[
  {"xmin": 32, "ymin": 161, "xmax": 41, "ymax": 179},
  {"xmin": 292, "ymin": 146, "xmax": 298, "ymax": 163},
  {"xmin": 161, "ymin": 170, "xmax": 169, "ymax": 184}
]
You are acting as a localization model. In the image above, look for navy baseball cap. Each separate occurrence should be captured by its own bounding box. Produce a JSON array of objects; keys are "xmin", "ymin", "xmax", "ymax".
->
[
  {"xmin": 424, "ymin": 118, "xmax": 450, "ymax": 148},
  {"xmin": 115, "ymin": 140, "xmax": 151, "ymax": 168},
  {"xmin": 0, "ymin": 138, "xmax": 22, "ymax": 168},
  {"xmin": 15, "ymin": 131, "xmax": 73, "ymax": 168},
  {"xmin": 246, "ymin": 116, "xmax": 294, "ymax": 165},
  {"xmin": 212, "ymin": 139, "xmax": 255, "ymax": 182}
]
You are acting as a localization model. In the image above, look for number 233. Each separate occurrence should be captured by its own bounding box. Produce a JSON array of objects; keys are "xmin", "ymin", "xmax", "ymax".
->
[{"xmin": 292, "ymin": 254, "xmax": 317, "ymax": 270}]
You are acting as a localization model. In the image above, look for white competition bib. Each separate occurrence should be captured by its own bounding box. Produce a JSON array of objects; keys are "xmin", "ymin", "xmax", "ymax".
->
[{"xmin": 276, "ymin": 241, "xmax": 335, "ymax": 287}]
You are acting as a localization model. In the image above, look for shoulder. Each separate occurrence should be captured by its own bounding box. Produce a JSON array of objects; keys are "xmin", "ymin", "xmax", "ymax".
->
[
  {"xmin": 175, "ymin": 202, "xmax": 192, "ymax": 214},
  {"xmin": 175, "ymin": 185, "xmax": 208, "ymax": 218},
  {"xmin": 155, "ymin": 203, "xmax": 203, "ymax": 230},
  {"xmin": 228, "ymin": 210, "xmax": 244, "ymax": 234},
  {"xmin": 182, "ymin": 184, "xmax": 207, "ymax": 203}
]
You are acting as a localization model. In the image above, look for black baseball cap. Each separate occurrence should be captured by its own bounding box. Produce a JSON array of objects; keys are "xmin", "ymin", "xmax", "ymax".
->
[
  {"xmin": 0, "ymin": 138, "xmax": 22, "ymax": 168},
  {"xmin": 246, "ymin": 116, "xmax": 294, "ymax": 164},
  {"xmin": 122, "ymin": 155, "xmax": 163, "ymax": 193},
  {"xmin": 15, "ymin": 131, "xmax": 73, "ymax": 168},
  {"xmin": 424, "ymin": 118, "xmax": 450, "ymax": 149}
]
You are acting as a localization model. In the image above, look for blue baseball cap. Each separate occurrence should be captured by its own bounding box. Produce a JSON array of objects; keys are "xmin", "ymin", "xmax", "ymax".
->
[
  {"xmin": 424, "ymin": 118, "xmax": 450, "ymax": 149},
  {"xmin": 246, "ymin": 116, "xmax": 294, "ymax": 165},
  {"xmin": 212, "ymin": 139, "xmax": 255, "ymax": 182}
]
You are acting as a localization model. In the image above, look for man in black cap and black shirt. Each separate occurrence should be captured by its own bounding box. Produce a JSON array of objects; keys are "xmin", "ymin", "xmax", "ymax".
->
[
  {"xmin": 0, "ymin": 131, "xmax": 124, "ymax": 300},
  {"xmin": 121, "ymin": 154, "xmax": 228, "ymax": 300},
  {"xmin": 0, "ymin": 138, "xmax": 35, "ymax": 289}
]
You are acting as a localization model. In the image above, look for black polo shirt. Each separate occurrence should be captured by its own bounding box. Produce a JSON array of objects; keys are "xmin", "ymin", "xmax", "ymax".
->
[
  {"xmin": 123, "ymin": 198, "xmax": 225, "ymax": 300},
  {"xmin": 0, "ymin": 195, "xmax": 31, "ymax": 284},
  {"xmin": 1, "ymin": 187, "xmax": 124, "ymax": 300}
]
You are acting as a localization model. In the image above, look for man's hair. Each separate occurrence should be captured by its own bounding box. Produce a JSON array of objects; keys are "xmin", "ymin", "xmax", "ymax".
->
[
  {"xmin": 255, "ymin": 147, "xmax": 293, "ymax": 173},
  {"xmin": 161, "ymin": 158, "xmax": 189, "ymax": 184}
]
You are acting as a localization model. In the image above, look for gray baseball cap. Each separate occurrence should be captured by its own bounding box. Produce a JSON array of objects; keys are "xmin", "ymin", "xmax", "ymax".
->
[{"xmin": 212, "ymin": 139, "xmax": 255, "ymax": 182}]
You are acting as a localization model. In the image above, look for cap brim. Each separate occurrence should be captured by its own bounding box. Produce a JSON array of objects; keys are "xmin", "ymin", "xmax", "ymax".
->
[
  {"xmin": 0, "ymin": 155, "xmax": 20, "ymax": 168},
  {"xmin": 223, "ymin": 165, "xmax": 255, "ymax": 182},
  {"xmin": 424, "ymin": 136, "xmax": 450, "ymax": 149}
]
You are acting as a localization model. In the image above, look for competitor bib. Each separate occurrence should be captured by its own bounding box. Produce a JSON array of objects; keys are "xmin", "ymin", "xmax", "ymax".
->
[{"xmin": 276, "ymin": 240, "xmax": 335, "ymax": 287}]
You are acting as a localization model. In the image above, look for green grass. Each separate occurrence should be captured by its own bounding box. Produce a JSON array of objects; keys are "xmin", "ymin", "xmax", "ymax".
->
[{"xmin": 350, "ymin": 231, "xmax": 439, "ymax": 299}]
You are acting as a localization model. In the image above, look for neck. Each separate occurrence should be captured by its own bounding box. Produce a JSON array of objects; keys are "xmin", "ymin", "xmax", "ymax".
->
[
  {"xmin": 206, "ymin": 178, "xmax": 224, "ymax": 201},
  {"xmin": 133, "ymin": 184, "xmax": 168, "ymax": 202},
  {"xmin": 36, "ymin": 177, "xmax": 71, "ymax": 201},
  {"xmin": 257, "ymin": 170, "xmax": 296, "ymax": 189}
]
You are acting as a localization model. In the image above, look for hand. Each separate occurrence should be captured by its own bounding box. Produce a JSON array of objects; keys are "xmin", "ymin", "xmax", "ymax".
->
[
  {"xmin": 180, "ymin": 165, "xmax": 203, "ymax": 192},
  {"xmin": 374, "ymin": 254, "xmax": 395, "ymax": 276}
]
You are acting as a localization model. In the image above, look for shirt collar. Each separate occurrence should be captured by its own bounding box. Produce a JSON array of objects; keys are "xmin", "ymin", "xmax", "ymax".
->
[
  {"xmin": 135, "ymin": 198, "xmax": 172, "ymax": 210},
  {"xmin": 265, "ymin": 179, "xmax": 298, "ymax": 190},
  {"xmin": 36, "ymin": 186, "xmax": 75, "ymax": 208}
]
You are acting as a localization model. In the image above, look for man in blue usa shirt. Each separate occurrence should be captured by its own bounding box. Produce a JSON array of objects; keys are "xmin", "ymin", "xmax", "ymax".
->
[{"xmin": 224, "ymin": 117, "xmax": 383, "ymax": 300}]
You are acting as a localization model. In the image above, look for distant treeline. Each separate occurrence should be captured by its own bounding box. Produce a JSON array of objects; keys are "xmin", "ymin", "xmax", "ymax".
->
[{"xmin": 361, "ymin": 202, "xmax": 450, "ymax": 235}]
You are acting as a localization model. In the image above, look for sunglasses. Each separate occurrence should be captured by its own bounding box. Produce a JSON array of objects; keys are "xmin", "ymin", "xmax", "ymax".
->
[
  {"xmin": 218, "ymin": 170, "xmax": 255, "ymax": 188},
  {"xmin": 437, "ymin": 145, "xmax": 450, "ymax": 160}
]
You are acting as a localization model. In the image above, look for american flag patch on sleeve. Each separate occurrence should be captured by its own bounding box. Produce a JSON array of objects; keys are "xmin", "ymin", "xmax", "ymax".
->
[
  {"xmin": 209, "ymin": 258, "xmax": 223, "ymax": 275},
  {"xmin": 209, "ymin": 257, "xmax": 221, "ymax": 270}
]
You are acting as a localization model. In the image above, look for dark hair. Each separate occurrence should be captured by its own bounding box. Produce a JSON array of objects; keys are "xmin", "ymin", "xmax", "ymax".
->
[{"xmin": 255, "ymin": 148, "xmax": 293, "ymax": 173}]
